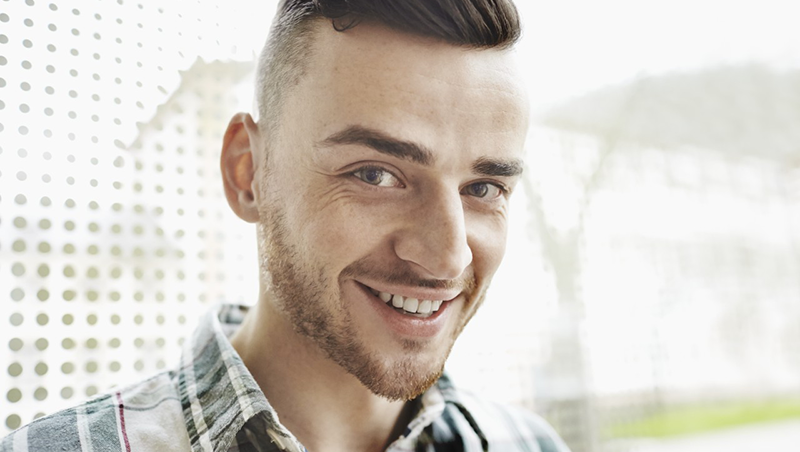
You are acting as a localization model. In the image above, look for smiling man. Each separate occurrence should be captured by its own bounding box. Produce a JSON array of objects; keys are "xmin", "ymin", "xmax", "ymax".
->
[{"xmin": 1, "ymin": 1, "xmax": 570, "ymax": 451}]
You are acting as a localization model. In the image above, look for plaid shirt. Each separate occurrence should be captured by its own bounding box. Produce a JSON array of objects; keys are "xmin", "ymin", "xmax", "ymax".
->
[{"xmin": 1, "ymin": 305, "xmax": 570, "ymax": 452}]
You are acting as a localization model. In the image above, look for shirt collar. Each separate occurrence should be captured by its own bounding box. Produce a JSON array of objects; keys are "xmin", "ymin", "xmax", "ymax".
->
[
  {"xmin": 177, "ymin": 304, "xmax": 303, "ymax": 452},
  {"xmin": 176, "ymin": 304, "xmax": 476, "ymax": 452}
]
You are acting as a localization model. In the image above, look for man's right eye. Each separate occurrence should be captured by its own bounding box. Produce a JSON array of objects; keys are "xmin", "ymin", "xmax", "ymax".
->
[{"xmin": 352, "ymin": 166, "xmax": 402, "ymax": 188}]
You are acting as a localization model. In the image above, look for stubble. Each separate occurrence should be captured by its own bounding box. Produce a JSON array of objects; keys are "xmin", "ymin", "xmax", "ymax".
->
[{"xmin": 256, "ymin": 204, "xmax": 483, "ymax": 401}]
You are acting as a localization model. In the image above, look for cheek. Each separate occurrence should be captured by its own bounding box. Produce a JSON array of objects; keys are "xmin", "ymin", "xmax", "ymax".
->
[
  {"xmin": 306, "ymin": 207, "xmax": 362, "ymax": 248},
  {"xmin": 468, "ymin": 216, "xmax": 509, "ymax": 280},
  {"xmin": 292, "ymin": 190, "xmax": 393, "ymax": 266}
]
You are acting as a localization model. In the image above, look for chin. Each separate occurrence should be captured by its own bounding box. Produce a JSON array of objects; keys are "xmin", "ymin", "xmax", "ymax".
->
[
  {"xmin": 358, "ymin": 351, "xmax": 450, "ymax": 402},
  {"xmin": 356, "ymin": 294, "xmax": 481, "ymax": 401}
]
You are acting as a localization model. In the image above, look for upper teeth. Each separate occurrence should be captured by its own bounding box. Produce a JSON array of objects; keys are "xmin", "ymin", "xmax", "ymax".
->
[{"xmin": 373, "ymin": 289, "xmax": 443, "ymax": 314}]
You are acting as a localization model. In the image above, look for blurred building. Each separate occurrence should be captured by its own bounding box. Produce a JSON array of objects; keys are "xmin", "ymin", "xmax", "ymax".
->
[{"xmin": 526, "ymin": 65, "xmax": 800, "ymax": 452}]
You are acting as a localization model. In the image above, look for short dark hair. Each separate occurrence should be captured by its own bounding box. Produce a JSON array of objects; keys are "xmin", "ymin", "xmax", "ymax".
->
[{"xmin": 255, "ymin": 0, "xmax": 521, "ymax": 135}]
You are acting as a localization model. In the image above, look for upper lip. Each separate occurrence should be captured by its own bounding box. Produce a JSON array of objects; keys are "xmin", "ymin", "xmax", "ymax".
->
[{"xmin": 357, "ymin": 280, "xmax": 461, "ymax": 302}]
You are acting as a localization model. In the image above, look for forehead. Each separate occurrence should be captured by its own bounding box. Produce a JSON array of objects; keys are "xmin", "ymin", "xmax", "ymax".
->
[{"xmin": 278, "ymin": 20, "xmax": 529, "ymax": 164}]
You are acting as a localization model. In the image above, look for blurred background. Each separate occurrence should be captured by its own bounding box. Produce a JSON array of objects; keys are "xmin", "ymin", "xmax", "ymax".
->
[{"xmin": 1, "ymin": 1, "xmax": 798, "ymax": 451}]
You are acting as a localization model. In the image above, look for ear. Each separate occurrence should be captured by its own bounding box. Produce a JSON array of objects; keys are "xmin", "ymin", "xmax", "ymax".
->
[{"xmin": 221, "ymin": 113, "xmax": 261, "ymax": 223}]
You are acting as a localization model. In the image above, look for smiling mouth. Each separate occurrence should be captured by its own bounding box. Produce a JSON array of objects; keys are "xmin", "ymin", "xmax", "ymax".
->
[{"xmin": 363, "ymin": 285, "xmax": 446, "ymax": 318}]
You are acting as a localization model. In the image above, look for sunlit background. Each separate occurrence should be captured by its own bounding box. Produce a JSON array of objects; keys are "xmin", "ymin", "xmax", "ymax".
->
[{"xmin": 1, "ymin": 1, "xmax": 799, "ymax": 451}]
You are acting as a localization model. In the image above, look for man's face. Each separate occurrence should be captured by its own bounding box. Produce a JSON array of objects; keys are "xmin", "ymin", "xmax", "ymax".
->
[{"xmin": 255, "ymin": 21, "xmax": 529, "ymax": 401}]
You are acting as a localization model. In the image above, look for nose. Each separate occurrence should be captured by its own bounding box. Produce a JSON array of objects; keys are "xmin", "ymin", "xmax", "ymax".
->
[{"xmin": 394, "ymin": 190, "xmax": 473, "ymax": 280}]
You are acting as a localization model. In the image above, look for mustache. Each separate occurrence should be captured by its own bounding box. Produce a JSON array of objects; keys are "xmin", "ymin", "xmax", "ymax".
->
[{"xmin": 340, "ymin": 258, "xmax": 477, "ymax": 294}]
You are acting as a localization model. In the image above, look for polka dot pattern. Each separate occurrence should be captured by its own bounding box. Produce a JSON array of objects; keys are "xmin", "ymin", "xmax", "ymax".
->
[{"xmin": 0, "ymin": 0, "xmax": 268, "ymax": 434}]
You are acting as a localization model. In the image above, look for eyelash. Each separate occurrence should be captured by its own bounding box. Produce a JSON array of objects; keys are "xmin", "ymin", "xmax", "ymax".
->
[
  {"xmin": 464, "ymin": 181, "xmax": 509, "ymax": 201},
  {"xmin": 351, "ymin": 165, "xmax": 404, "ymax": 188},
  {"xmin": 486, "ymin": 181, "xmax": 510, "ymax": 195}
]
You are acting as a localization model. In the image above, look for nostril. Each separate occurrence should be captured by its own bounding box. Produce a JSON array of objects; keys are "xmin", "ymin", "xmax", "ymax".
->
[{"xmin": 395, "ymin": 238, "xmax": 472, "ymax": 280}]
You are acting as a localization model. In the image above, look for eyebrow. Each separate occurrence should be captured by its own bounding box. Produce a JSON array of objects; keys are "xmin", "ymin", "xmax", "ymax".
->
[
  {"xmin": 472, "ymin": 157, "xmax": 524, "ymax": 177},
  {"xmin": 319, "ymin": 125, "xmax": 524, "ymax": 177},
  {"xmin": 319, "ymin": 125, "xmax": 434, "ymax": 166}
]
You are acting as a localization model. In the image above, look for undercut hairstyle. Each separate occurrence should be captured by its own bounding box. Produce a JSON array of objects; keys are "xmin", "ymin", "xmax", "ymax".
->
[{"xmin": 255, "ymin": 0, "xmax": 521, "ymax": 136}]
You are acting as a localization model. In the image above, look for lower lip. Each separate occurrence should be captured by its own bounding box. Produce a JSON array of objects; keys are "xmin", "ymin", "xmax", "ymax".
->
[{"xmin": 355, "ymin": 282, "xmax": 452, "ymax": 339}]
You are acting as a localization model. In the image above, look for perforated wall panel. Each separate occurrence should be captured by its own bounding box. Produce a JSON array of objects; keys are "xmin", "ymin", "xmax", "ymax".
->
[{"xmin": 0, "ymin": 0, "xmax": 267, "ymax": 433}]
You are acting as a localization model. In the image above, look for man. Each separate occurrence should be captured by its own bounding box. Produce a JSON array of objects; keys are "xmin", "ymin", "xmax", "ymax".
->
[{"xmin": 2, "ymin": 0, "xmax": 570, "ymax": 451}]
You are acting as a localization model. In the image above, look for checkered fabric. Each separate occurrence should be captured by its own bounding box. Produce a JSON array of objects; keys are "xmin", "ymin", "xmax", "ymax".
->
[{"xmin": 1, "ymin": 305, "xmax": 570, "ymax": 452}]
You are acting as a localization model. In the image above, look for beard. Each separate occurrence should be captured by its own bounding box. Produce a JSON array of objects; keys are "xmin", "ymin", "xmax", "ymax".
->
[{"xmin": 257, "ymin": 205, "xmax": 482, "ymax": 401}]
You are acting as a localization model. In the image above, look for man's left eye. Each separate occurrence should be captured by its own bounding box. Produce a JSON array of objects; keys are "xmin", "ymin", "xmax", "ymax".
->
[{"xmin": 463, "ymin": 182, "xmax": 504, "ymax": 199}]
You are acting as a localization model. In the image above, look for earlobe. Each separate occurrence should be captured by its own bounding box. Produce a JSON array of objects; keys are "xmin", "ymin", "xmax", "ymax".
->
[{"xmin": 221, "ymin": 113, "xmax": 260, "ymax": 223}]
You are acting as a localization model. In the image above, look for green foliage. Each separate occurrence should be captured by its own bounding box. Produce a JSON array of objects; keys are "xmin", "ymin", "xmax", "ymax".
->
[{"xmin": 607, "ymin": 399, "xmax": 800, "ymax": 438}]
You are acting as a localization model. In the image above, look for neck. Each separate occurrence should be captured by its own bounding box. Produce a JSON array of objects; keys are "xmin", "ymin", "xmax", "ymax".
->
[{"xmin": 230, "ymin": 294, "xmax": 412, "ymax": 452}]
